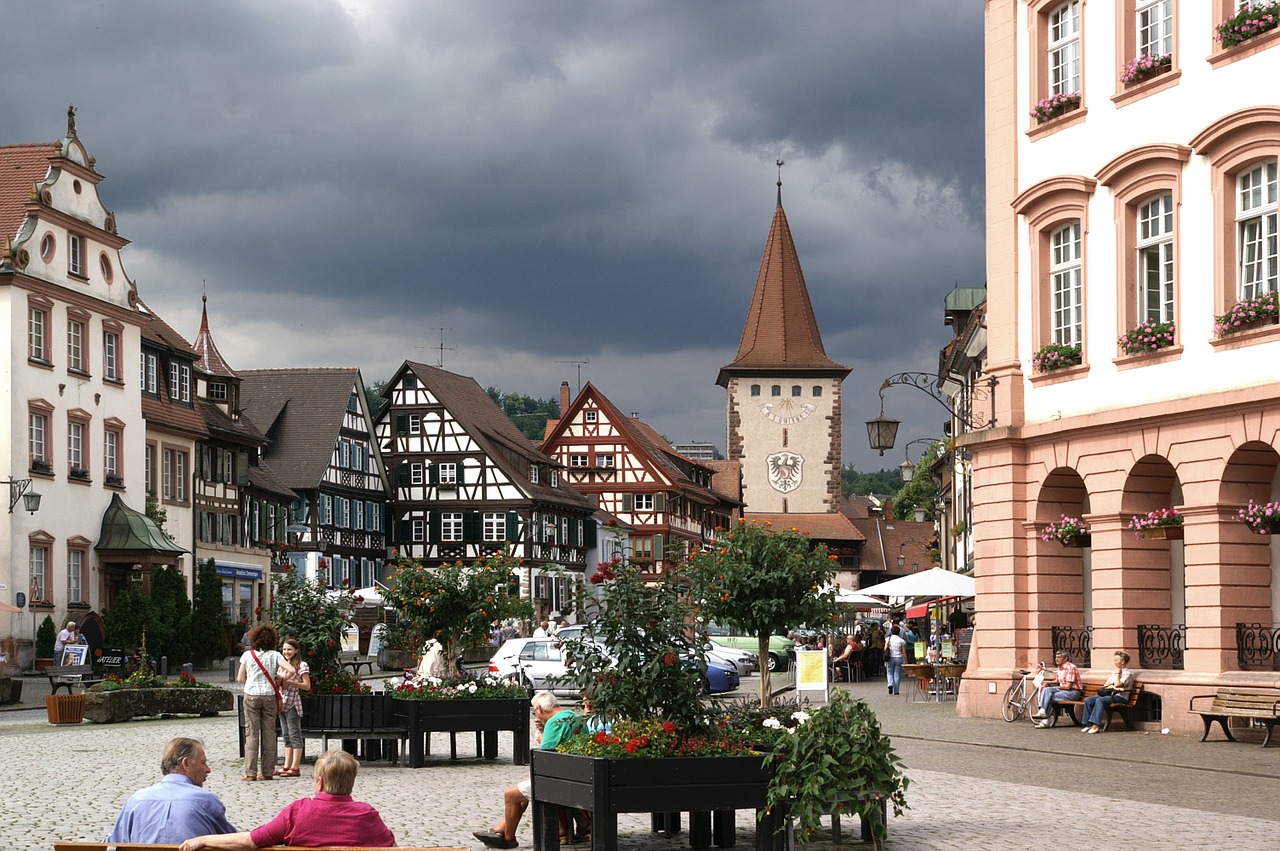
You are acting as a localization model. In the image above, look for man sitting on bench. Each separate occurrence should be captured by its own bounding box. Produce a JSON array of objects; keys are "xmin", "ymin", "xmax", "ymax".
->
[
  {"xmin": 106, "ymin": 737, "xmax": 237, "ymax": 844},
  {"xmin": 1033, "ymin": 650, "xmax": 1082, "ymax": 728},
  {"xmin": 180, "ymin": 749, "xmax": 394, "ymax": 849}
]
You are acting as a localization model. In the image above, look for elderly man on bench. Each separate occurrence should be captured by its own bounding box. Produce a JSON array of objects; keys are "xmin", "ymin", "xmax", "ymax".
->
[
  {"xmin": 1032, "ymin": 650, "xmax": 1082, "ymax": 728},
  {"xmin": 106, "ymin": 737, "xmax": 237, "ymax": 844}
]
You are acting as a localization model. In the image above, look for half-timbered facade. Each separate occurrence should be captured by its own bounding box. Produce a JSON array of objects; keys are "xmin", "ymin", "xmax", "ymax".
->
[
  {"xmin": 375, "ymin": 362, "xmax": 595, "ymax": 617},
  {"xmin": 239, "ymin": 368, "xmax": 389, "ymax": 589},
  {"xmin": 542, "ymin": 381, "xmax": 737, "ymax": 574}
]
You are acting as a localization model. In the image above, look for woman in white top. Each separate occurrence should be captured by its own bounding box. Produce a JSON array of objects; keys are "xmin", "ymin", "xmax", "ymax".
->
[
  {"xmin": 239, "ymin": 623, "xmax": 284, "ymax": 780},
  {"xmin": 884, "ymin": 625, "xmax": 907, "ymax": 696}
]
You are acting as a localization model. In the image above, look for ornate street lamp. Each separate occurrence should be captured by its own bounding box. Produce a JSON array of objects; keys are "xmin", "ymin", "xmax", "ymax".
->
[
  {"xmin": 866, "ymin": 372, "xmax": 997, "ymax": 454},
  {"xmin": 4, "ymin": 478, "xmax": 41, "ymax": 514}
]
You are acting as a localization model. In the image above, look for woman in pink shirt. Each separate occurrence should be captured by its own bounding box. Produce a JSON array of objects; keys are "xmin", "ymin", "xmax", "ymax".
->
[{"xmin": 179, "ymin": 749, "xmax": 394, "ymax": 849}]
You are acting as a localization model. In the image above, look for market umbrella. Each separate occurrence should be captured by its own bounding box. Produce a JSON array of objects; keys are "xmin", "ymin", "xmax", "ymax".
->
[
  {"xmin": 0, "ymin": 601, "xmax": 21, "ymax": 613},
  {"xmin": 855, "ymin": 567, "xmax": 975, "ymax": 601},
  {"xmin": 834, "ymin": 589, "xmax": 888, "ymax": 608},
  {"xmin": 352, "ymin": 586, "xmax": 386, "ymax": 607}
]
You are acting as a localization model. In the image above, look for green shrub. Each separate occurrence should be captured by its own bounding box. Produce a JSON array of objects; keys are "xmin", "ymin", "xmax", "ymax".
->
[{"xmin": 36, "ymin": 615, "xmax": 56, "ymax": 658}]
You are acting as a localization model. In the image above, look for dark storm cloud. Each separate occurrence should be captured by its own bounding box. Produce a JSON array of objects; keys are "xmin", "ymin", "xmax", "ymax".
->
[{"xmin": 1, "ymin": 0, "xmax": 985, "ymax": 470}]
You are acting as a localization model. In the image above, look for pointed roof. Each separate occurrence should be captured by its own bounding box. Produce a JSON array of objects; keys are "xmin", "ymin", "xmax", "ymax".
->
[
  {"xmin": 238, "ymin": 368, "xmax": 375, "ymax": 491},
  {"xmin": 717, "ymin": 194, "xmax": 850, "ymax": 387},
  {"xmin": 193, "ymin": 293, "xmax": 237, "ymax": 379}
]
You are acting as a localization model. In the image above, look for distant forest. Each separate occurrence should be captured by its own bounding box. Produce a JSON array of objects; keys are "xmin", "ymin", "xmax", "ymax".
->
[
  {"xmin": 841, "ymin": 465, "xmax": 904, "ymax": 497},
  {"xmin": 486, "ymin": 388, "xmax": 560, "ymax": 441}
]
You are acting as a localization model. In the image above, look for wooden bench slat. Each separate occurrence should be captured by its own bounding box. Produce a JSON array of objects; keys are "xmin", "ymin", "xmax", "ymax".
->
[
  {"xmin": 1188, "ymin": 686, "xmax": 1280, "ymax": 747},
  {"xmin": 1047, "ymin": 680, "xmax": 1143, "ymax": 730}
]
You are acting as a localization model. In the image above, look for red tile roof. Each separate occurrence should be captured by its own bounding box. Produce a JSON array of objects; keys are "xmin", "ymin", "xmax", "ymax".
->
[
  {"xmin": 744, "ymin": 512, "xmax": 865, "ymax": 542},
  {"xmin": 0, "ymin": 143, "xmax": 55, "ymax": 243},
  {"xmin": 718, "ymin": 202, "xmax": 849, "ymax": 386},
  {"xmin": 193, "ymin": 294, "xmax": 237, "ymax": 378}
]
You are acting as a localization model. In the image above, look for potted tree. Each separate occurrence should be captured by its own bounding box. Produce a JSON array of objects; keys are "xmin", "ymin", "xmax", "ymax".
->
[{"xmin": 35, "ymin": 615, "xmax": 57, "ymax": 672}]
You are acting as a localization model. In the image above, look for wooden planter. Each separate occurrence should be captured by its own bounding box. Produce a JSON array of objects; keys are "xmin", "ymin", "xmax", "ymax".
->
[
  {"xmin": 530, "ymin": 750, "xmax": 781, "ymax": 851},
  {"xmin": 46, "ymin": 693, "xmax": 86, "ymax": 724},
  {"xmin": 84, "ymin": 686, "xmax": 234, "ymax": 723},
  {"xmin": 396, "ymin": 696, "xmax": 530, "ymax": 767},
  {"xmin": 1059, "ymin": 533, "xmax": 1092, "ymax": 548},
  {"xmin": 1145, "ymin": 525, "xmax": 1184, "ymax": 540}
]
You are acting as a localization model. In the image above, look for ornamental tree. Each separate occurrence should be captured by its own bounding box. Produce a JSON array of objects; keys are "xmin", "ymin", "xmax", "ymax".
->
[
  {"xmin": 271, "ymin": 565, "xmax": 359, "ymax": 692},
  {"xmin": 684, "ymin": 519, "xmax": 838, "ymax": 706},
  {"xmin": 382, "ymin": 549, "xmax": 531, "ymax": 677}
]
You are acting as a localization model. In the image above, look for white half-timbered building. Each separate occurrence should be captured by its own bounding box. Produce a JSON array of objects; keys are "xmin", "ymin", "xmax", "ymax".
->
[
  {"xmin": 239, "ymin": 368, "xmax": 389, "ymax": 589},
  {"xmin": 541, "ymin": 381, "xmax": 737, "ymax": 575},
  {"xmin": 375, "ymin": 361, "xmax": 595, "ymax": 618}
]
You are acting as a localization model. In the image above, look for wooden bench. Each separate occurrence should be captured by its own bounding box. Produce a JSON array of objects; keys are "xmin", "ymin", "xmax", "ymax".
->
[
  {"xmin": 53, "ymin": 843, "xmax": 464, "ymax": 851},
  {"xmin": 236, "ymin": 694, "xmax": 409, "ymax": 764},
  {"xmin": 339, "ymin": 651, "xmax": 376, "ymax": 677},
  {"xmin": 1189, "ymin": 686, "xmax": 1280, "ymax": 747},
  {"xmin": 47, "ymin": 664, "xmax": 104, "ymax": 695},
  {"xmin": 1046, "ymin": 680, "xmax": 1144, "ymax": 730}
]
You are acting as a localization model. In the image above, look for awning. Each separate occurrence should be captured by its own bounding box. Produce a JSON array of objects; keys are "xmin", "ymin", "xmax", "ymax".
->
[
  {"xmin": 95, "ymin": 493, "xmax": 188, "ymax": 554},
  {"xmin": 905, "ymin": 603, "xmax": 929, "ymax": 618}
]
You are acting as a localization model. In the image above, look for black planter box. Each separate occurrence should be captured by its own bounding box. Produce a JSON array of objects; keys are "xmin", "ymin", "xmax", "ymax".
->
[
  {"xmin": 531, "ymin": 750, "xmax": 783, "ymax": 851},
  {"xmin": 396, "ymin": 696, "xmax": 530, "ymax": 768}
]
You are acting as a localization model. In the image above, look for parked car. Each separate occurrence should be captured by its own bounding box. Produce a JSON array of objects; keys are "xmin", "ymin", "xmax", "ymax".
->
[
  {"xmin": 701, "ymin": 657, "xmax": 741, "ymax": 694},
  {"xmin": 703, "ymin": 622, "xmax": 794, "ymax": 672},
  {"xmin": 704, "ymin": 640, "xmax": 757, "ymax": 676},
  {"xmin": 488, "ymin": 637, "xmax": 579, "ymax": 698},
  {"xmin": 556, "ymin": 624, "xmax": 740, "ymax": 693}
]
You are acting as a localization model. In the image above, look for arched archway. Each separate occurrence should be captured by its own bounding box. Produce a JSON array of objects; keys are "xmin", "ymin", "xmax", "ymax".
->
[
  {"xmin": 1120, "ymin": 455, "xmax": 1184, "ymax": 668},
  {"xmin": 1219, "ymin": 441, "xmax": 1280, "ymax": 668},
  {"xmin": 1033, "ymin": 468, "xmax": 1091, "ymax": 662}
]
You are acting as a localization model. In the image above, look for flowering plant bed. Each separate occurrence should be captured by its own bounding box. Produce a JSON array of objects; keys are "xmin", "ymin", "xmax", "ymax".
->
[
  {"xmin": 1041, "ymin": 515, "xmax": 1091, "ymax": 547},
  {"xmin": 88, "ymin": 669, "xmax": 213, "ymax": 691},
  {"xmin": 1030, "ymin": 92, "xmax": 1081, "ymax": 124},
  {"xmin": 1129, "ymin": 508, "xmax": 1183, "ymax": 539},
  {"xmin": 1238, "ymin": 500, "xmax": 1280, "ymax": 534},
  {"xmin": 386, "ymin": 672, "xmax": 524, "ymax": 700},
  {"xmin": 1216, "ymin": 2, "xmax": 1280, "ymax": 49},
  {"xmin": 1215, "ymin": 291, "xmax": 1280, "ymax": 336},
  {"xmin": 1118, "ymin": 320, "xmax": 1175, "ymax": 354},
  {"xmin": 1120, "ymin": 52, "xmax": 1172, "ymax": 86},
  {"xmin": 558, "ymin": 718, "xmax": 755, "ymax": 759},
  {"xmin": 1032, "ymin": 342, "xmax": 1082, "ymax": 373}
]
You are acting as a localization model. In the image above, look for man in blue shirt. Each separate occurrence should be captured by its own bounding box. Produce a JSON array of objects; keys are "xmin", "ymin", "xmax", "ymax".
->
[{"xmin": 107, "ymin": 737, "xmax": 237, "ymax": 844}]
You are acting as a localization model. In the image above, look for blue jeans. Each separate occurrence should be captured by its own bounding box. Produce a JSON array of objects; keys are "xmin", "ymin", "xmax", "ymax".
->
[
  {"xmin": 1039, "ymin": 686, "xmax": 1081, "ymax": 714},
  {"xmin": 884, "ymin": 657, "xmax": 903, "ymax": 694},
  {"xmin": 1082, "ymin": 693, "xmax": 1119, "ymax": 727}
]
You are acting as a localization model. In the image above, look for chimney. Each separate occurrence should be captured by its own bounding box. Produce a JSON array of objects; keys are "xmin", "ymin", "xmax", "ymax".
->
[
  {"xmin": 560, "ymin": 381, "xmax": 571, "ymax": 413},
  {"xmin": 883, "ymin": 498, "xmax": 894, "ymax": 518},
  {"xmin": 914, "ymin": 506, "xmax": 926, "ymax": 523}
]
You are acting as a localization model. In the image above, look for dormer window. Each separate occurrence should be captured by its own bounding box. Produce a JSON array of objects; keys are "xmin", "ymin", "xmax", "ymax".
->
[
  {"xmin": 551, "ymin": 470, "xmax": 559, "ymax": 487},
  {"xmin": 530, "ymin": 465, "xmax": 540, "ymax": 484},
  {"xmin": 209, "ymin": 382, "xmax": 228, "ymax": 402}
]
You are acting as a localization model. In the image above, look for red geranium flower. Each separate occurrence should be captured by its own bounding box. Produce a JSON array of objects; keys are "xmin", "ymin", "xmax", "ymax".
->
[
  {"xmin": 595, "ymin": 731, "xmax": 609, "ymax": 744},
  {"xmin": 662, "ymin": 721, "xmax": 676, "ymax": 733},
  {"xmin": 625, "ymin": 739, "xmax": 639, "ymax": 753}
]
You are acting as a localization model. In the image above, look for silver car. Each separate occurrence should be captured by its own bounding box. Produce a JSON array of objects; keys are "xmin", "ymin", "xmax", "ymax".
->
[{"xmin": 706, "ymin": 640, "xmax": 758, "ymax": 676}]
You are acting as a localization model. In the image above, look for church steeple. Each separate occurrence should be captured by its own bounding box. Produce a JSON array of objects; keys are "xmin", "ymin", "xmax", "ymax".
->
[{"xmin": 717, "ymin": 181, "xmax": 849, "ymax": 388}]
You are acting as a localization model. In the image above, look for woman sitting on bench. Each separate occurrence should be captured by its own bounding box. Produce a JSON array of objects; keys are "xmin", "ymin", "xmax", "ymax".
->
[{"xmin": 1081, "ymin": 650, "xmax": 1136, "ymax": 735}]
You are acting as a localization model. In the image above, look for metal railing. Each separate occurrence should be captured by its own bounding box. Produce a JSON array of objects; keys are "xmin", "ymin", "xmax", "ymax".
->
[
  {"xmin": 1236, "ymin": 622, "xmax": 1280, "ymax": 671},
  {"xmin": 1136, "ymin": 624, "xmax": 1185, "ymax": 670},
  {"xmin": 1051, "ymin": 625, "xmax": 1093, "ymax": 665}
]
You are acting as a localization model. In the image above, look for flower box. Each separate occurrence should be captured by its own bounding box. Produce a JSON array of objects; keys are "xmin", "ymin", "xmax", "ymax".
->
[
  {"xmin": 1144, "ymin": 525, "xmax": 1183, "ymax": 540},
  {"xmin": 1120, "ymin": 53, "xmax": 1172, "ymax": 86},
  {"xmin": 1239, "ymin": 500, "xmax": 1280, "ymax": 535},
  {"xmin": 46, "ymin": 693, "xmax": 86, "ymax": 724},
  {"xmin": 1215, "ymin": 291, "xmax": 1280, "ymax": 337},
  {"xmin": 1217, "ymin": 2, "xmax": 1280, "ymax": 49},
  {"xmin": 1031, "ymin": 92, "xmax": 1081, "ymax": 124},
  {"xmin": 84, "ymin": 686, "xmax": 233, "ymax": 723},
  {"xmin": 530, "ymin": 749, "xmax": 782, "ymax": 851},
  {"xmin": 395, "ymin": 696, "xmax": 530, "ymax": 768},
  {"xmin": 1032, "ymin": 342, "xmax": 1082, "ymax": 374},
  {"xmin": 1059, "ymin": 533, "xmax": 1092, "ymax": 548}
]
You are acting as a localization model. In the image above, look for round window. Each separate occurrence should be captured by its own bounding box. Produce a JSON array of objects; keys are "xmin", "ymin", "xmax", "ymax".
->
[
  {"xmin": 73, "ymin": 179, "xmax": 82, "ymax": 194},
  {"xmin": 39, "ymin": 233, "xmax": 55, "ymax": 262},
  {"xmin": 99, "ymin": 253, "xmax": 114, "ymax": 284}
]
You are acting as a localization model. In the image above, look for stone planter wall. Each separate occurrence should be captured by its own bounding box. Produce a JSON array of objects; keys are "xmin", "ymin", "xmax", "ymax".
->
[{"xmin": 84, "ymin": 686, "xmax": 234, "ymax": 723}]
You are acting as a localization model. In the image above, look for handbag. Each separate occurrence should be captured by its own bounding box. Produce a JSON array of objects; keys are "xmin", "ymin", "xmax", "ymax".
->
[
  {"xmin": 1096, "ymin": 686, "xmax": 1116, "ymax": 697},
  {"xmin": 250, "ymin": 649, "xmax": 285, "ymax": 714}
]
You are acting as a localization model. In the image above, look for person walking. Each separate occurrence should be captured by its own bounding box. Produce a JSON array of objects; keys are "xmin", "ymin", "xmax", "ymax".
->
[
  {"xmin": 884, "ymin": 625, "xmax": 907, "ymax": 695},
  {"xmin": 276, "ymin": 637, "xmax": 311, "ymax": 777},
  {"xmin": 239, "ymin": 623, "xmax": 284, "ymax": 781}
]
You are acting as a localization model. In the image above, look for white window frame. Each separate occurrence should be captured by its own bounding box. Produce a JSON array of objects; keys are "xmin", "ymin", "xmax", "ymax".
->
[
  {"xmin": 438, "ymin": 462, "xmax": 458, "ymax": 484},
  {"xmin": 634, "ymin": 493, "xmax": 655, "ymax": 511},
  {"xmin": 31, "ymin": 546, "xmax": 47, "ymax": 603},
  {"xmin": 29, "ymin": 413, "xmax": 47, "ymax": 466},
  {"xmin": 1136, "ymin": 0, "xmax": 1172, "ymax": 57},
  {"xmin": 1237, "ymin": 159, "xmax": 1279, "ymax": 301},
  {"xmin": 569, "ymin": 454, "xmax": 589, "ymax": 468},
  {"xmin": 163, "ymin": 448, "xmax": 174, "ymax": 499},
  {"xmin": 67, "ymin": 319, "xmax": 85, "ymax": 372},
  {"xmin": 441, "ymin": 512, "xmax": 464, "ymax": 542},
  {"xmin": 529, "ymin": 466, "xmax": 539, "ymax": 485},
  {"xmin": 68, "ymin": 421, "xmax": 85, "ymax": 473},
  {"xmin": 180, "ymin": 364, "xmax": 191, "ymax": 401},
  {"xmin": 68, "ymin": 549, "xmax": 84, "ymax": 604},
  {"xmin": 1138, "ymin": 193, "xmax": 1175, "ymax": 322},
  {"xmin": 484, "ymin": 512, "xmax": 506, "ymax": 542},
  {"xmin": 68, "ymin": 233, "xmax": 84, "ymax": 277},
  {"xmin": 412, "ymin": 519, "xmax": 424, "ymax": 541},
  {"xmin": 584, "ymin": 410, "xmax": 597, "ymax": 423},
  {"xmin": 103, "ymin": 331, "xmax": 119, "ymax": 380},
  {"xmin": 597, "ymin": 454, "xmax": 615, "ymax": 468},
  {"xmin": 28, "ymin": 307, "xmax": 47, "ymax": 361},
  {"xmin": 1048, "ymin": 1, "xmax": 1081, "ymax": 96},
  {"xmin": 409, "ymin": 414, "xmax": 421, "ymax": 435},
  {"xmin": 170, "ymin": 362, "xmax": 181, "ymax": 400},
  {"xmin": 410, "ymin": 462, "xmax": 424, "ymax": 485},
  {"xmin": 104, "ymin": 428, "xmax": 119, "ymax": 478},
  {"xmin": 209, "ymin": 382, "xmax": 228, "ymax": 402},
  {"xmin": 1050, "ymin": 221, "xmax": 1083, "ymax": 345}
]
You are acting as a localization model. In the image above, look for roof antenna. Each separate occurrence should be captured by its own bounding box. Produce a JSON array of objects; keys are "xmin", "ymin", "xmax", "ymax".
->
[
  {"xmin": 555, "ymin": 360, "xmax": 589, "ymax": 394},
  {"xmin": 776, "ymin": 159, "xmax": 785, "ymax": 207}
]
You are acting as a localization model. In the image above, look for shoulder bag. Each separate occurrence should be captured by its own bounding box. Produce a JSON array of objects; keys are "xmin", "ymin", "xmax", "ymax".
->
[{"xmin": 250, "ymin": 649, "xmax": 285, "ymax": 714}]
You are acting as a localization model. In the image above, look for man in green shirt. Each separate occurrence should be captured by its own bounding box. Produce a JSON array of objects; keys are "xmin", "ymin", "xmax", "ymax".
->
[{"xmin": 473, "ymin": 691, "xmax": 580, "ymax": 849}]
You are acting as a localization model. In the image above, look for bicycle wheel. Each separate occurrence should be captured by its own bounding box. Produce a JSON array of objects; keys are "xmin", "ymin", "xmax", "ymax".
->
[{"xmin": 1001, "ymin": 680, "xmax": 1024, "ymax": 722}]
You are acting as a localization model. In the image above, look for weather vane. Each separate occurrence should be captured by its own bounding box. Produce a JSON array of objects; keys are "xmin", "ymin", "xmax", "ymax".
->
[{"xmin": 776, "ymin": 159, "xmax": 785, "ymax": 205}]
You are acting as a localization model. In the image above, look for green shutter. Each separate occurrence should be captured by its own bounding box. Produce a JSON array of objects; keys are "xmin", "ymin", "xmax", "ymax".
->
[
  {"xmin": 506, "ymin": 511, "xmax": 519, "ymax": 542},
  {"xmin": 429, "ymin": 512, "xmax": 441, "ymax": 542},
  {"xmin": 584, "ymin": 519, "xmax": 597, "ymax": 548},
  {"xmin": 397, "ymin": 461, "xmax": 410, "ymax": 485},
  {"xmin": 397, "ymin": 518, "xmax": 411, "ymax": 543},
  {"xmin": 622, "ymin": 493, "xmax": 633, "ymax": 512},
  {"xmin": 655, "ymin": 493, "xmax": 666, "ymax": 512},
  {"xmin": 395, "ymin": 413, "xmax": 409, "ymax": 435},
  {"xmin": 464, "ymin": 511, "xmax": 483, "ymax": 542},
  {"xmin": 653, "ymin": 534, "xmax": 664, "ymax": 560},
  {"xmin": 428, "ymin": 463, "xmax": 439, "ymax": 485}
]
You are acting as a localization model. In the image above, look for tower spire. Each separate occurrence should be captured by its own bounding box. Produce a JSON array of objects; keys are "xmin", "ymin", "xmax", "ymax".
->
[{"xmin": 776, "ymin": 159, "xmax": 784, "ymax": 208}]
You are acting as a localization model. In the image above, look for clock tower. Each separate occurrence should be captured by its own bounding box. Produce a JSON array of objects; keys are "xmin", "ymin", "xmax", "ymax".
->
[{"xmin": 717, "ymin": 179, "xmax": 851, "ymax": 514}]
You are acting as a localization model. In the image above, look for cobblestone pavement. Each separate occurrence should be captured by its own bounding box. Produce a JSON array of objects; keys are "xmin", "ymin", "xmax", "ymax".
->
[{"xmin": 2, "ymin": 675, "xmax": 1278, "ymax": 850}]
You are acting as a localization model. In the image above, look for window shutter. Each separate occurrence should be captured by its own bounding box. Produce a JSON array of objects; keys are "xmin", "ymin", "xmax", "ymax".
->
[
  {"xmin": 237, "ymin": 449, "xmax": 250, "ymax": 486},
  {"xmin": 428, "ymin": 463, "xmax": 439, "ymax": 485},
  {"xmin": 397, "ymin": 518, "xmax": 412, "ymax": 543},
  {"xmin": 655, "ymin": 493, "xmax": 666, "ymax": 512},
  {"xmin": 428, "ymin": 512, "xmax": 441, "ymax": 542},
  {"xmin": 464, "ymin": 511, "xmax": 482, "ymax": 542},
  {"xmin": 398, "ymin": 461, "xmax": 410, "ymax": 485},
  {"xmin": 654, "ymin": 534, "xmax": 664, "ymax": 560},
  {"xmin": 622, "ymin": 493, "xmax": 633, "ymax": 512},
  {"xmin": 506, "ymin": 511, "xmax": 519, "ymax": 542},
  {"xmin": 584, "ymin": 520, "xmax": 597, "ymax": 548},
  {"xmin": 395, "ymin": 413, "xmax": 409, "ymax": 435}
]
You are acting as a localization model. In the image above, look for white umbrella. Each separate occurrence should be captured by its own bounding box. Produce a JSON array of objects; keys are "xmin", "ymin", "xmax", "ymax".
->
[
  {"xmin": 855, "ymin": 567, "xmax": 975, "ymax": 600},
  {"xmin": 352, "ymin": 586, "xmax": 386, "ymax": 607},
  {"xmin": 834, "ymin": 589, "xmax": 888, "ymax": 608}
]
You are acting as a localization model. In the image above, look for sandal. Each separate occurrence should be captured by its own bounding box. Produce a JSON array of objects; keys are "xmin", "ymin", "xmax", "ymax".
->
[{"xmin": 279, "ymin": 768, "xmax": 300, "ymax": 777}]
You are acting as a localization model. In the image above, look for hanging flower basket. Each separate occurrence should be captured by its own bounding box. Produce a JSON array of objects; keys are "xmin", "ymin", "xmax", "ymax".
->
[
  {"xmin": 1143, "ymin": 525, "xmax": 1184, "ymax": 540},
  {"xmin": 1129, "ymin": 509, "xmax": 1183, "ymax": 539},
  {"xmin": 1238, "ymin": 500, "xmax": 1280, "ymax": 535},
  {"xmin": 1041, "ymin": 515, "xmax": 1090, "ymax": 547}
]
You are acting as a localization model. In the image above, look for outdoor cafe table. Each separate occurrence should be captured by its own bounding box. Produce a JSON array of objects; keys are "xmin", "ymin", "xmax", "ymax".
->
[{"xmin": 904, "ymin": 662, "xmax": 966, "ymax": 702}]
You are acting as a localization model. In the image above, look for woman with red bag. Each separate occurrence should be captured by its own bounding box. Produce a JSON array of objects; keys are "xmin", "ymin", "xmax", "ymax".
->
[{"xmin": 238, "ymin": 623, "xmax": 284, "ymax": 781}]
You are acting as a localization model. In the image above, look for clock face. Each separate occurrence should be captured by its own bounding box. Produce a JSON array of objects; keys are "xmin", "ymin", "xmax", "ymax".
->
[{"xmin": 756, "ymin": 399, "xmax": 817, "ymax": 425}]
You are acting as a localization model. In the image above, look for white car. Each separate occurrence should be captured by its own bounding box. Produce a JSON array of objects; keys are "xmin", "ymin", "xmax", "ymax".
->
[
  {"xmin": 488, "ymin": 637, "xmax": 579, "ymax": 698},
  {"xmin": 705, "ymin": 641, "xmax": 758, "ymax": 676}
]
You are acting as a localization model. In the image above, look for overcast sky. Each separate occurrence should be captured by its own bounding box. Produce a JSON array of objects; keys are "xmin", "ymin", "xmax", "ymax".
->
[{"xmin": 4, "ymin": 1, "xmax": 986, "ymax": 473}]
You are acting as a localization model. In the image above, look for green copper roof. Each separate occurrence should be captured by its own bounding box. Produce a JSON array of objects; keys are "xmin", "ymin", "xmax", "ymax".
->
[{"xmin": 95, "ymin": 493, "xmax": 188, "ymax": 554}]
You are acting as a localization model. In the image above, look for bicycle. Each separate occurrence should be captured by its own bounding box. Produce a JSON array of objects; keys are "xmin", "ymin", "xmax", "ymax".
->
[{"xmin": 1001, "ymin": 665, "xmax": 1044, "ymax": 722}]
